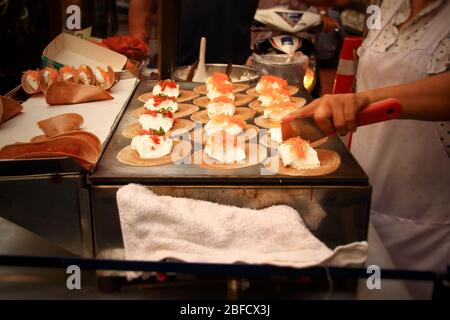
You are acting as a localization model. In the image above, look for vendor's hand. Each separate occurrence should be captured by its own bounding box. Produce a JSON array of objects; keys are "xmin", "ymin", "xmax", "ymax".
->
[
  {"xmin": 285, "ymin": 93, "xmax": 371, "ymax": 136},
  {"xmin": 321, "ymin": 15, "xmax": 340, "ymax": 33}
]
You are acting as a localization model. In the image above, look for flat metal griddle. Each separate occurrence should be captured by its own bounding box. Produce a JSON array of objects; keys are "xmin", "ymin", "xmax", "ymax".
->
[{"xmin": 90, "ymin": 82, "xmax": 368, "ymax": 186}]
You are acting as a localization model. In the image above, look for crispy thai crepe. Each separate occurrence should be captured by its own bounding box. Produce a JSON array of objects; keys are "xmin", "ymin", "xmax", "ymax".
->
[
  {"xmin": 45, "ymin": 81, "xmax": 113, "ymax": 105},
  {"xmin": 139, "ymin": 109, "xmax": 174, "ymax": 133},
  {"xmin": 59, "ymin": 65, "xmax": 78, "ymax": 83},
  {"xmin": 0, "ymin": 136, "xmax": 99, "ymax": 165},
  {"xmin": 207, "ymin": 96, "xmax": 236, "ymax": 118},
  {"xmin": 258, "ymin": 89, "xmax": 291, "ymax": 108},
  {"xmin": 152, "ymin": 79, "xmax": 180, "ymax": 98},
  {"xmin": 246, "ymin": 75, "xmax": 299, "ymax": 97},
  {"xmin": 256, "ymin": 75, "xmax": 288, "ymax": 94},
  {"xmin": 21, "ymin": 70, "xmax": 42, "ymax": 94},
  {"xmin": 0, "ymin": 112, "xmax": 101, "ymax": 170},
  {"xmin": 264, "ymin": 101, "xmax": 300, "ymax": 121},
  {"xmin": 279, "ymin": 137, "xmax": 320, "ymax": 170},
  {"xmin": 205, "ymin": 73, "xmax": 236, "ymax": 101},
  {"xmin": 40, "ymin": 67, "xmax": 60, "ymax": 92},
  {"xmin": 93, "ymin": 66, "xmax": 116, "ymax": 90},
  {"xmin": 0, "ymin": 96, "xmax": 23, "ymax": 124},
  {"xmin": 37, "ymin": 113, "xmax": 84, "ymax": 137},
  {"xmin": 204, "ymin": 131, "xmax": 247, "ymax": 163},
  {"xmin": 77, "ymin": 65, "xmax": 96, "ymax": 86},
  {"xmin": 204, "ymin": 115, "xmax": 246, "ymax": 137},
  {"xmin": 264, "ymin": 137, "xmax": 341, "ymax": 176}
]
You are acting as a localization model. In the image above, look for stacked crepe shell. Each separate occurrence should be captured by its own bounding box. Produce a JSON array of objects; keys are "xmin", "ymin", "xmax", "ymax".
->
[{"xmin": 0, "ymin": 113, "xmax": 101, "ymax": 170}]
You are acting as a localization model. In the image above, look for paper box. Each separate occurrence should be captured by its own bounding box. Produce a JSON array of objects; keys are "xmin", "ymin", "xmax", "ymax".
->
[{"xmin": 42, "ymin": 33, "xmax": 127, "ymax": 71}]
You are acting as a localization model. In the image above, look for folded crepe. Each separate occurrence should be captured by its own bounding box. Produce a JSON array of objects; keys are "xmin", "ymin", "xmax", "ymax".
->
[
  {"xmin": 0, "ymin": 112, "xmax": 101, "ymax": 170},
  {"xmin": 45, "ymin": 81, "xmax": 113, "ymax": 106},
  {"xmin": 0, "ymin": 135, "xmax": 100, "ymax": 164},
  {"xmin": 0, "ymin": 96, "xmax": 23, "ymax": 124},
  {"xmin": 37, "ymin": 113, "xmax": 84, "ymax": 137}
]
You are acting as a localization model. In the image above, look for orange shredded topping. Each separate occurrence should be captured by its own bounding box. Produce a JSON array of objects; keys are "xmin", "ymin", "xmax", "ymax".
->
[
  {"xmin": 268, "ymin": 101, "xmax": 298, "ymax": 111},
  {"xmin": 261, "ymin": 88, "xmax": 290, "ymax": 98},
  {"xmin": 214, "ymin": 82, "xmax": 234, "ymax": 93},
  {"xmin": 211, "ymin": 115, "xmax": 246, "ymax": 127},
  {"xmin": 210, "ymin": 73, "xmax": 235, "ymax": 93},
  {"xmin": 60, "ymin": 65, "xmax": 77, "ymax": 74},
  {"xmin": 285, "ymin": 137, "xmax": 309, "ymax": 158},
  {"xmin": 260, "ymin": 75, "xmax": 288, "ymax": 88},
  {"xmin": 24, "ymin": 70, "xmax": 40, "ymax": 81},
  {"xmin": 42, "ymin": 67, "xmax": 60, "ymax": 83},
  {"xmin": 211, "ymin": 73, "xmax": 230, "ymax": 82}
]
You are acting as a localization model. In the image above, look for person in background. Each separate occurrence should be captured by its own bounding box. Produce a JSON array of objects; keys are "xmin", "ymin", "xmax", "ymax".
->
[
  {"xmin": 129, "ymin": 0, "xmax": 259, "ymax": 65},
  {"xmin": 287, "ymin": 0, "xmax": 449, "ymax": 297},
  {"xmin": 253, "ymin": 0, "xmax": 342, "ymax": 64}
]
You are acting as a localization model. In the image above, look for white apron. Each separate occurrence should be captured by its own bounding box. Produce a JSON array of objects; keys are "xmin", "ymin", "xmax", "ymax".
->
[{"xmin": 353, "ymin": 0, "xmax": 450, "ymax": 273}]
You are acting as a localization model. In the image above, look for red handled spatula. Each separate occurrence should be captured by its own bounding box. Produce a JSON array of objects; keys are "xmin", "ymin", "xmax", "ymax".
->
[{"xmin": 281, "ymin": 98, "xmax": 402, "ymax": 142}]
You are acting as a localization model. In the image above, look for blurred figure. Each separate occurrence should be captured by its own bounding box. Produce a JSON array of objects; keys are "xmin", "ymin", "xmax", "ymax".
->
[
  {"xmin": 252, "ymin": 0, "xmax": 343, "ymax": 64},
  {"xmin": 129, "ymin": 0, "xmax": 259, "ymax": 65}
]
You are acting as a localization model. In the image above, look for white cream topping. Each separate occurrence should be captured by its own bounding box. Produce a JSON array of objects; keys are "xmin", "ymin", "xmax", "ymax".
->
[
  {"xmin": 207, "ymin": 90, "xmax": 235, "ymax": 102},
  {"xmin": 27, "ymin": 75, "xmax": 39, "ymax": 91},
  {"xmin": 207, "ymin": 102, "xmax": 236, "ymax": 118},
  {"xmin": 152, "ymin": 84, "xmax": 180, "ymax": 98},
  {"xmin": 206, "ymin": 76, "xmax": 232, "ymax": 90},
  {"xmin": 279, "ymin": 142, "xmax": 320, "ymax": 170},
  {"xmin": 94, "ymin": 68, "xmax": 105, "ymax": 84},
  {"xmin": 204, "ymin": 120, "xmax": 243, "ymax": 137},
  {"xmin": 144, "ymin": 98, "xmax": 179, "ymax": 113},
  {"xmin": 263, "ymin": 106, "xmax": 296, "ymax": 121},
  {"xmin": 257, "ymin": 93, "xmax": 290, "ymax": 108},
  {"xmin": 204, "ymin": 137, "xmax": 246, "ymax": 163},
  {"xmin": 131, "ymin": 135, "xmax": 173, "ymax": 159},
  {"xmin": 268, "ymin": 127, "xmax": 283, "ymax": 144},
  {"xmin": 139, "ymin": 113, "xmax": 174, "ymax": 133},
  {"xmin": 62, "ymin": 73, "xmax": 74, "ymax": 82},
  {"xmin": 256, "ymin": 81, "xmax": 283, "ymax": 94},
  {"xmin": 78, "ymin": 71, "xmax": 90, "ymax": 85},
  {"xmin": 43, "ymin": 71, "xmax": 52, "ymax": 84}
]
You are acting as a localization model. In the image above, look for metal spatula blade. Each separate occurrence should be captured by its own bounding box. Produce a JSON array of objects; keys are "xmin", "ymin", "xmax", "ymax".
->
[{"xmin": 281, "ymin": 98, "xmax": 402, "ymax": 142}]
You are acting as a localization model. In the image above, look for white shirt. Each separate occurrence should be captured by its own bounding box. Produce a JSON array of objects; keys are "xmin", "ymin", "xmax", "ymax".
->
[
  {"xmin": 364, "ymin": 0, "xmax": 449, "ymax": 75},
  {"xmin": 361, "ymin": 0, "xmax": 450, "ymax": 155}
]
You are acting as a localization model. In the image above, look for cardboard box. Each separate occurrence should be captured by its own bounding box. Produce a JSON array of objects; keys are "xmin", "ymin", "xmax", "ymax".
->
[{"xmin": 42, "ymin": 33, "xmax": 128, "ymax": 71}]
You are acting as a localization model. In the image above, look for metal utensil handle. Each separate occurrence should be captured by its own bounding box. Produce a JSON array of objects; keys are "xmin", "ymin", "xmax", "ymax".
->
[{"xmin": 357, "ymin": 98, "xmax": 402, "ymax": 126}]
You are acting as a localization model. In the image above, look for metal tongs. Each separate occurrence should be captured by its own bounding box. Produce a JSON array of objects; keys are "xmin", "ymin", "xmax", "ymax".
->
[{"xmin": 281, "ymin": 98, "xmax": 403, "ymax": 142}]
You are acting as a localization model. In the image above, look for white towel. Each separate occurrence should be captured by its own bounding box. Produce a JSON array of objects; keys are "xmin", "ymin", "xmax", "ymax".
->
[{"xmin": 117, "ymin": 184, "xmax": 368, "ymax": 269}]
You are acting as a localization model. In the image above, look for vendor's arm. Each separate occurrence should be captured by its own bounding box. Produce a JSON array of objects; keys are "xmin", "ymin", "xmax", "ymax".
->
[
  {"xmin": 129, "ymin": 0, "xmax": 153, "ymax": 42},
  {"xmin": 287, "ymin": 72, "xmax": 450, "ymax": 136}
]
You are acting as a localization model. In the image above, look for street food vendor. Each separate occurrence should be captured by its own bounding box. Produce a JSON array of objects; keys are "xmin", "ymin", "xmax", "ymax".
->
[
  {"xmin": 288, "ymin": 0, "xmax": 450, "ymax": 276},
  {"xmin": 129, "ymin": 0, "xmax": 259, "ymax": 65}
]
